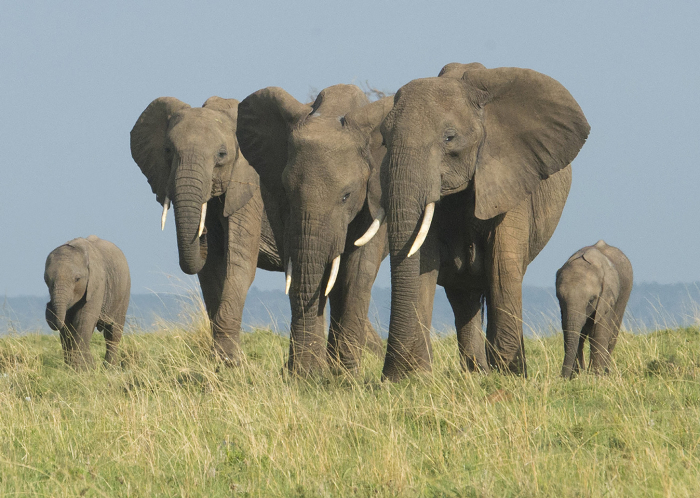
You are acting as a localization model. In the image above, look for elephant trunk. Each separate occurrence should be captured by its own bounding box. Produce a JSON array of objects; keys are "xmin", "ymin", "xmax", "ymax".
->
[
  {"xmin": 382, "ymin": 148, "xmax": 438, "ymax": 381},
  {"xmin": 46, "ymin": 286, "xmax": 71, "ymax": 330},
  {"xmin": 560, "ymin": 304, "xmax": 587, "ymax": 379},
  {"xmin": 172, "ymin": 161, "xmax": 209, "ymax": 275},
  {"xmin": 287, "ymin": 215, "xmax": 343, "ymax": 374}
]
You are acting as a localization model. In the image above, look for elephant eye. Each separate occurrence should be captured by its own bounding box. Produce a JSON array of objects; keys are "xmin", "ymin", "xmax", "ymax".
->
[
  {"xmin": 75, "ymin": 276, "xmax": 81, "ymax": 282},
  {"xmin": 342, "ymin": 193, "xmax": 351, "ymax": 203},
  {"xmin": 218, "ymin": 147, "xmax": 227, "ymax": 159},
  {"xmin": 444, "ymin": 134, "xmax": 456, "ymax": 143}
]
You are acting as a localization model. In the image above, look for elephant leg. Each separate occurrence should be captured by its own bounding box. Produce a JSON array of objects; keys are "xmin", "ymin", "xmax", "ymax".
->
[
  {"xmin": 484, "ymin": 209, "xmax": 530, "ymax": 376},
  {"xmin": 62, "ymin": 309, "xmax": 96, "ymax": 370},
  {"xmin": 588, "ymin": 314, "xmax": 614, "ymax": 374},
  {"xmin": 213, "ymin": 194, "xmax": 262, "ymax": 365},
  {"xmin": 445, "ymin": 287, "xmax": 489, "ymax": 373},
  {"xmin": 573, "ymin": 316, "xmax": 593, "ymax": 375},
  {"xmin": 327, "ymin": 228, "xmax": 385, "ymax": 372},
  {"xmin": 101, "ymin": 319, "xmax": 124, "ymax": 366}
]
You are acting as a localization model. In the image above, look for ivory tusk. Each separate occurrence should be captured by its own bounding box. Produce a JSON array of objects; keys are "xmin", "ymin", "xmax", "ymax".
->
[
  {"xmin": 161, "ymin": 196, "xmax": 170, "ymax": 231},
  {"xmin": 197, "ymin": 202, "xmax": 207, "ymax": 238},
  {"xmin": 285, "ymin": 258, "xmax": 292, "ymax": 295},
  {"xmin": 325, "ymin": 255, "xmax": 341, "ymax": 296},
  {"xmin": 354, "ymin": 208, "xmax": 385, "ymax": 246},
  {"xmin": 407, "ymin": 202, "xmax": 435, "ymax": 258}
]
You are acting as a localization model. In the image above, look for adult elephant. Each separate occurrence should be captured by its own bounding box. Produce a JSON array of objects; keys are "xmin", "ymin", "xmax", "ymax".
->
[
  {"xmin": 375, "ymin": 63, "xmax": 590, "ymax": 380},
  {"xmin": 131, "ymin": 96, "xmax": 284, "ymax": 365},
  {"xmin": 237, "ymin": 85, "xmax": 391, "ymax": 374}
]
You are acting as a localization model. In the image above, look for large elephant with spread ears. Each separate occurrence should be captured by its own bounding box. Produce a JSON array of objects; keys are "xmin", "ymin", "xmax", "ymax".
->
[
  {"xmin": 131, "ymin": 96, "xmax": 285, "ymax": 365},
  {"xmin": 377, "ymin": 63, "xmax": 590, "ymax": 381},
  {"xmin": 237, "ymin": 85, "xmax": 391, "ymax": 373}
]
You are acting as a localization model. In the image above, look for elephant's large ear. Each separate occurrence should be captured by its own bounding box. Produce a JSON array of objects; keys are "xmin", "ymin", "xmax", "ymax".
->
[
  {"xmin": 438, "ymin": 62, "xmax": 486, "ymax": 78},
  {"xmin": 596, "ymin": 252, "xmax": 620, "ymax": 329},
  {"xmin": 462, "ymin": 67, "xmax": 590, "ymax": 219},
  {"xmin": 65, "ymin": 238, "xmax": 97, "ymax": 303},
  {"xmin": 236, "ymin": 87, "xmax": 312, "ymax": 197},
  {"xmin": 344, "ymin": 96, "xmax": 394, "ymax": 218},
  {"xmin": 222, "ymin": 155, "xmax": 260, "ymax": 217},
  {"xmin": 130, "ymin": 97, "xmax": 191, "ymax": 205}
]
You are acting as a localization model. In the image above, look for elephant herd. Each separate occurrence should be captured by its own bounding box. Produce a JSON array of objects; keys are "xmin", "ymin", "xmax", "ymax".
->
[{"xmin": 44, "ymin": 62, "xmax": 634, "ymax": 380}]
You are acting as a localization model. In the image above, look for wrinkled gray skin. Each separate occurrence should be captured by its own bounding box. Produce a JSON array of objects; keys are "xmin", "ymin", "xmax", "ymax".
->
[
  {"xmin": 237, "ymin": 85, "xmax": 391, "ymax": 374},
  {"xmin": 556, "ymin": 240, "xmax": 633, "ymax": 379},
  {"xmin": 44, "ymin": 236, "xmax": 130, "ymax": 370},
  {"xmin": 379, "ymin": 63, "xmax": 590, "ymax": 381},
  {"xmin": 131, "ymin": 97, "xmax": 283, "ymax": 365}
]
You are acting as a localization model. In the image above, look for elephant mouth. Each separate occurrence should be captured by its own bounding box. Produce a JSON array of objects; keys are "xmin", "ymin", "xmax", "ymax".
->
[{"xmin": 440, "ymin": 179, "xmax": 469, "ymax": 196}]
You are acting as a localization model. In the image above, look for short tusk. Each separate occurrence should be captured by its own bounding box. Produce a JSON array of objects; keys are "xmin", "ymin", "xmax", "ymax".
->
[
  {"xmin": 325, "ymin": 255, "xmax": 341, "ymax": 296},
  {"xmin": 285, "ymin": 258, "xmax": 292, "ymax": 295},
  {"xmin": 161, "ymin": 197, "xmax": 170, "ymax": 231},
  {"xmin": 197, "ymin": 202, "xmax": 207, "ymax": 238},
  {"xmin": 407, "ymin": 202, "xmax": 435, "ymax": 258},
  {"xmin": 354, "ymin": 208, "xmax": 385, "ymax": 246}
]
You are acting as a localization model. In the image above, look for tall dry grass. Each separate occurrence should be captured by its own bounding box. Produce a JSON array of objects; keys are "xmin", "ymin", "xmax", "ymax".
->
[{"xmin": 0, "ymin": 306, "xmax": 699, "ymax": 496}]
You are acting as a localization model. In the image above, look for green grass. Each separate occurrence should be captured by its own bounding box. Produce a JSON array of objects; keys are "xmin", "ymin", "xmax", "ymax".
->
[{"xmin": 1, "ymin": 319, "xmax": 699, "ymax": 497}]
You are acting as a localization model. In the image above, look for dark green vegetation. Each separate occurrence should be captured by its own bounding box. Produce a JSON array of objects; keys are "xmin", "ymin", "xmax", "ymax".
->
[{"xmin": 1, "ymin": 319, "xmax": 699, "ymax": 496}]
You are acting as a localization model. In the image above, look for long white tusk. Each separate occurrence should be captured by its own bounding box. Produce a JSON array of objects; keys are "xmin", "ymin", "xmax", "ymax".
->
[
  {"xmin": 325, "ymin": 255, "xmax": 341, "ymax": 296},
  {"xmin": 285, "ymin": 258, "xmax": 292, "ymax": 295},
  {"xmin": 354, "ymin": 208, "xmax": 385, "ymax": 246},
  {"xmin": 407, "ymin": 202, "xmax": 435, "ymax": 258},
  {"xmin": 160, "ymin": 196, "xmax": 170, "ymax": 231},
  {"xmin": 197, "ymin": 202, "xmax": 207, "ymax": 238}
]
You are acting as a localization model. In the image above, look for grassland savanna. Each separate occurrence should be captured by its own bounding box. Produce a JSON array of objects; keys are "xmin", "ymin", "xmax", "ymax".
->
[{"xmin": 1, "ymin": 311, "xmax": 699, "ymax": 497}]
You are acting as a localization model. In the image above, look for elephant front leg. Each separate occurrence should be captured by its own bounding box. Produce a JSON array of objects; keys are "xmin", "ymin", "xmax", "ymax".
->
[
  {"xmin": 445, "ymin": 288, "xmax": 489, "ymax": 373},
  {"xmin": 327, "ymin": 232, "xmax": 386, "ymax": 372},
  {"xmin": 61, "ymin": 310, "xmax": 96, "ymax": 370}
]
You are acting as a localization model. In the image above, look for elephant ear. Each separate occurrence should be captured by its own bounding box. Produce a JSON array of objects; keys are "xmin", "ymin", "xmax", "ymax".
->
[
  {"xmin": 201, "ymin": 97, "xmax": 260, "ymax": 216},
  {"xmin": 596, "ymin": 251, "xmax": 620, "ymax": 328},
  {"xmin": 65, "ymin": 238, "xmax": 97, "ymax": 303},
  {"xmin": 462, "ymin": 67, "xmax": 590, "ymax": 220},
  {"xmin": 130, "ymin": 97, "xmax": 191, "ymax": 205},
  {"xmin": 237, "ymin": 87, "xmax": 312, "ymax": 198},
  {"xmin": 438, "ymin": 62, "xmax": 486, "ymax": 78},
  {"xmin": 344, "ymin": 96, "xmax": 394, "ymax": 218}
]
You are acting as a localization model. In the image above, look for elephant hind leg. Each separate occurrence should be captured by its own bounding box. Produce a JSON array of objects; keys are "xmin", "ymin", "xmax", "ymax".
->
[
  {"xmin": 100, "ymin": 320, "xmax": 124, "ymax": 366},
  {"xmin": 445, "ymin": 287, "xmax": 489, "ymax": 373}
]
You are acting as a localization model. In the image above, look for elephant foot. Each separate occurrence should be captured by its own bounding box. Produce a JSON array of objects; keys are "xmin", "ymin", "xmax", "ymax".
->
[
  {"xmin": 461, "ymin": 355, "xmax": 491, "ymax": 374},
  {"xmin": 65, "ymin": 350, "xmax": 96, "ymax": 371},
  {"xmin": 212, "ymin": 335, "xmax": 242, "ymax": 367}
]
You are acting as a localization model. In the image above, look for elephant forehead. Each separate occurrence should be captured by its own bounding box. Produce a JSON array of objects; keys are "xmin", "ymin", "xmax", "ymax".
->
[
  {"xmin": 169, "ymin": 109, "xmax": 230, "ymax": 143},
  {"xmin": 394, "ymin": 77, "xmax": 466, "ymax": 114}
]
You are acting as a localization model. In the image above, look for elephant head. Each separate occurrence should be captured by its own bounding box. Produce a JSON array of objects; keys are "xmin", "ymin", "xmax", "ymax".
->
[
  {"xmin": 237, "ymin": 85, "xmax": 391, "ymax": 372},
  {"xmin": 44, "ymin": 239, "xmax": 96, "ymax": 330},
  {"xmin": 131, "ymin": 96, "xmax": 258, "ymax": 275},
  {"xmin": 556, "ymin": 244, "xmax": 620, "ymax": 379},
  {"xmin": 379, "ymin": 63, "xmax": 590, "ymax": 378}
]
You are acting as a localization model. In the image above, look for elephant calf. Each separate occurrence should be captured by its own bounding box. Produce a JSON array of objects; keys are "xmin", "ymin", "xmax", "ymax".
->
[
  {"xmin": 556, "ymin": 240, "xmax": 633, "ymax": 378},
  {"xmin": 44, "ymin": 236, "xmax": 131, "ymax": 370}
]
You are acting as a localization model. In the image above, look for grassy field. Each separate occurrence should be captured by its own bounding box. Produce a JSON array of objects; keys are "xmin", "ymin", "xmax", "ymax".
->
[{"xmin": 1, "ymin": 314, "xmax": 699, "ymax": 497}]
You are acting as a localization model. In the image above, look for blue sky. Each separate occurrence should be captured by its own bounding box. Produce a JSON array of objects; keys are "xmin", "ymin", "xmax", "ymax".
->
[{"xmin": 1, "ymin": 1, "xmax": 699, "ymax": 296}]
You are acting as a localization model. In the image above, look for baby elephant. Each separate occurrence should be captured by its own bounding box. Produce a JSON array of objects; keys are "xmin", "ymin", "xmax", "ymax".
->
[
  {"xmin": 556, "ymin": 240, "xmax": 633, "ymax": 379},
  {"xmin": 44, "ymin": 236, "xmax": 131, "ymax": 369}
]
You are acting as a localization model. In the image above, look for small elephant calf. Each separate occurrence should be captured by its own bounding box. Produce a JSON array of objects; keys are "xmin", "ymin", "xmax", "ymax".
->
[
  {"xmin": 44, "ymin": 236, "xmax": 131, "ymax": 369},
  {"xmin": 556, "ymin": 240, "xmax": 633, "ymax": 379}
]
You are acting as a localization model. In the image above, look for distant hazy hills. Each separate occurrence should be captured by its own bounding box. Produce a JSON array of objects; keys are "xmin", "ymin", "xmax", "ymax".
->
[{"xmin": 3, "ymin": 282, "xmax": 699, "ymax": 337}]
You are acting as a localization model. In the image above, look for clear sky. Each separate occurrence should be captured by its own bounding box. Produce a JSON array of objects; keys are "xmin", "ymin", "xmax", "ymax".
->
[{"xmin": 1, "ymin": 1, "xmax": 699, "ymax": 297}]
